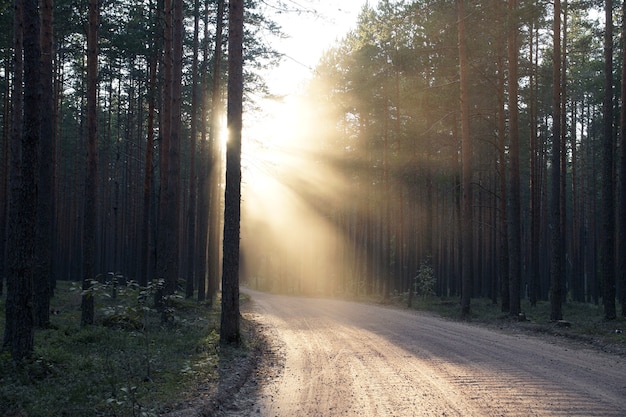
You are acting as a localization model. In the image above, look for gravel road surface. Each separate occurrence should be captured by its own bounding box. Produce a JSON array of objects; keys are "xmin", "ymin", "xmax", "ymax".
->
[{"xmin": 220, "ymin": 290, "xmax": 626, "ymax": 416}]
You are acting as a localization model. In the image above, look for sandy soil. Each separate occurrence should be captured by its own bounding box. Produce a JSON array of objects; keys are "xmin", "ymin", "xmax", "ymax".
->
[{"xmin": 202, "ymin": 290, "xmax": 626, "ymax": 416}]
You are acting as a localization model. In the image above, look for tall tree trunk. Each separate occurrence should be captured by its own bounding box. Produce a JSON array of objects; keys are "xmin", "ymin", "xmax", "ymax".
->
[
  {"xmin": 0, "ymin": 48, "xmax": 11, "ymax": 297},
  {"xmin": 207, "ymin": 0, "xmax": 225, "ymax": 302},
  {"xmin": 602, "ymin": 0, "xmax": 616, "ymax": 320},
  {"xmin": 529, "ymin": 18, "xmax": 541, "ymax": 306},
  {"xmin": 81, "ymin": 0, "xmax": 99, "ymax": 326},
  {"xmin": 140, "ymin": 52, "xmax": 157, "ymax": 287},
  {"xmin": 507, "ymin": 0, "xmax": 521, "ymax": 317},
  {"xmin": 550, "ymin": 0, "xmax": 564, "ymax": 321},
  {"xmin": 156, "ymin": 0, "xmax": 177, "ymax": 300},
  {"xmin": 185, "ymin": 0, "xmax": 201, "ymax": 299},
  {"xmin": 34, "ymin": 0, "xmax": 55, "ymax": 328},
  {"xmin": 496, "ymin": 0, "xmax": 509, "ymax": 312},
  {"xmin": 458, "ymin": 0, "xmax": 472, "ymax": 318},
  {"xmin": 169, "ymin": 0, "xmax": 183, "ymax": 292},
  {"xmin": 560, "ymin": 0, "xmax": 569, "ymax": 304},
  {"xmin": 196, "ymin": 0, "xmax": 211, "ymax": 302},
  {"xmin": 221, "ymin": 0, "xmax": 244, "ymax": 345},
  {"xmin": 620, "ymin": 0, "xmax": 626, "ymax": 317},
  {"xmin": 4, "ymin": 0, "xmax": 39, "ymax": 360}
]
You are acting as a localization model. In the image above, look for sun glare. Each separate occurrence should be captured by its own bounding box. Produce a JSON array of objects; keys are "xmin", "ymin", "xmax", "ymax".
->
[{"xmin": 241, "ymin": 93, "xmax": 354, "ymax": 295}]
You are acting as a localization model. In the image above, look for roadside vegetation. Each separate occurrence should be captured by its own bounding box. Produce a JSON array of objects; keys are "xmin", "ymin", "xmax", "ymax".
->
[
  {"xmin": 0, "ymin": 280, "xmax": 252, "ymax": 417},
  {"xmin": 394, "ymin": 290, "xmax": 626, "ymax": 355}
]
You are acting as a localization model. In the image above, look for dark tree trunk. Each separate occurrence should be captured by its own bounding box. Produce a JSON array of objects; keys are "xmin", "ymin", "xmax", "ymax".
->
[
  {"xmin": 207, "ymin": 0, "xmax": 225, "ymax": 302},
  {"xmin": 156, "ymin": 0, "xmax": 173, "ymax": 301},
  {"xmin": 458, "ymin": 0, "xmax": 472, "ymax": 318},
  {"xmin": 185, "ymin": 0, "xmax": 201, "ymax": 299},
  {"xmin": 221, "ymin": 0, "xmax": 244, "ymax": 345},
  {"xmin": 620, "ymin": 0, "xmax": 626, "ymax": 317},
  {"xmin": 168, "ymin": 0, "xmax": 183, "ymax": 293},
  {"xmin": 81, "ymin": 0, "xmax": 99, "ymax": 326},
  {"xmin": 602, "ymin": 0, "xmax": 616, "ymax": 320},
  {"xmin": 4, "ymin": 0, "xmax": 23, "ymax": 350},
  {"xmin": 5, "ymin": 0, "xmax": 39, "ymax": 359},
  {"xmin": 496, "ymin": 0, "xmax": 509, "ymax": 312},
  {"xmin": 550, "ymin": 0, "xmax": 563, "ymax": 321},
  {"xmin": 529, "ymin": 18, "xmax": 541, "ymax": 307},
  {"xmin": 507, "ymin": 0, "xmax": 521, "ymax": 317},
  {"xmin": 34, "ymin": 0, "xmax": 55, "ymax": 328},
  {"xmin": 0, "ymin": 48, "xmax": 10, "ymax": 297},
  {"xmin": 140, "ymin": 53, "xmax": 157, "ymax": 287},
  {"xmin": 196, "ymin": 0, "xmax": 211, "ymax": 302}
]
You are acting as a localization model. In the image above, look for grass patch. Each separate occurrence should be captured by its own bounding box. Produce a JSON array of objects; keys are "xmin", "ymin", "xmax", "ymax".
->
[
  {"xmin": 0, "ymin": 280, "xmax": 244, "ymax": 417},
  {"xmin": 403, "ymin": 293, "xmax": 626, "ymax": 352}
]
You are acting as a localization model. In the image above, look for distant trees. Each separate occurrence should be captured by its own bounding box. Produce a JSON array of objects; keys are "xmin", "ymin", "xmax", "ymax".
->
[
  {"xmin": 244, "ymin": 0, "xmax": 626, "ymax": 320},
  {"xmin": 0, "ymin": 0, "xmax": 280, "ymax": 358}
]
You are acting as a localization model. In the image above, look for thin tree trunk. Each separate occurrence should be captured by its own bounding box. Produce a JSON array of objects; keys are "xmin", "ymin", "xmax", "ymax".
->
[
  {"xmin": 196, "ymin": 0, "xmax": 211, "ymax": 302},
  {"xmin": 169, "ymin": 0, "xmax": 183, "ymax": 292},
  {"xmin": 185, "ymin": 0, "xmax": 201, "ymax": 299},
  {"xmin": 140, "ymin": 53, "xmax": 157, "ymax": 287},
  {"xmin": 507, "ymin": 0, "xmax": 521, "ymax": 317},
  {"xmin": 34, "ymin": 0, "xmax": 55, "ymax": 328},
  {"xmin": 156, "ymin": 0, "xmax": 176, "ymax": 301},
  {"xmin": 207, "ymin": 0, "xmax": 225, "ymax": 302},
  {"xmin": 81, "ymin": 0, "xmax": 98, "ymax": 326},
  {"xmin": 0, "ymin": 48, "xmax": 11, "ymax": 297},
  {"xmin": 550, "ymin": 0, "xmax": 563, "ymax": 321},
  {"xmin": 529, "ymin": 18, "xmax": 541, "ymax": 307},
  {"xmin": 560, "ymin": 0, "xmax": 569, "ymax": 304},
  {"xmin": 496, "ymin": 0, "xmax": 509, "ymax": 312},
  {"xmin": 458, "ymin": 0, "xmax": 472, "ymax": 318},
  {"xmin": 221, "ymin": 0, "xmax": 244, "ymax": 345},
  {"xmin": 602, "ymin": 0, "xmax": 616, "ymax": 320},
  {"xmin": 620, "ymin": 0, "xmax": 626, "ymax": 317}
]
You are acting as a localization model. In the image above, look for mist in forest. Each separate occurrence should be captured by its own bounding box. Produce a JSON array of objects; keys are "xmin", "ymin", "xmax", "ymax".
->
[{"xmin": 240, "ymin": 93, "xmax": 357, "ymax": 295}]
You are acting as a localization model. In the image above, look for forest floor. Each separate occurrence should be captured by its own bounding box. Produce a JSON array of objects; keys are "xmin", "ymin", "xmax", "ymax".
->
[
  {"xmin": 191, "ymin": 290, "xmax": 626, "ymax": 417},
  {"xmin": 2, "ymin": 285, "xmax": 625, "ymax": 416}
]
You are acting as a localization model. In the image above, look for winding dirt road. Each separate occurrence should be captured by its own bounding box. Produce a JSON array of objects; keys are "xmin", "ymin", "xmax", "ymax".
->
[{"xmin": 223, "ymin": 290, "xmax": 626, "ymax": 416}]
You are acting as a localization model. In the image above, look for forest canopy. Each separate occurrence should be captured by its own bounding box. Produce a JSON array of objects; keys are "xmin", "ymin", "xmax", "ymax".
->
[{"xmin": 1, "ymin": 0, "xmax": 626, "ymax": 361}]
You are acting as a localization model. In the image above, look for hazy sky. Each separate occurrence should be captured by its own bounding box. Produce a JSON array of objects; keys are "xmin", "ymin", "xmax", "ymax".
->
[{"xmin": 261, "ymin": 0, "xmax": 378, "ymax": 97}]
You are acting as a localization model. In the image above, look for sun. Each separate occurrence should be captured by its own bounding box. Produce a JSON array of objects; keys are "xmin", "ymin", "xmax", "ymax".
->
[{"xmin": 240, "ymin": 93, "xmax": 354, "ymax": 295}]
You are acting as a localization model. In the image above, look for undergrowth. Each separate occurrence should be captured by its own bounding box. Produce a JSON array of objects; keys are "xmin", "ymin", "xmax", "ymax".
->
[
  {"xmin": 0, "ymin": 280, "xmax": 236, "ymax": 417},
  {"xmin": 407, "ymin": 294, "xmax": 626, "ymax": 351}
]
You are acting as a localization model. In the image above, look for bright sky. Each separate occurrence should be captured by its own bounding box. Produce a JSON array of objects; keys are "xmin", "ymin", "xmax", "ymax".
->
[
  {"xmin": 261, "ymin": 0, "xmax": 377, "ymax": 97},
  {"xmin": 241, "ymin": 1, "xmax": 379, "ymax": 292},
  {"xmin": 243, "ymin": 0, "xmax": 377, "ymax": 165}
]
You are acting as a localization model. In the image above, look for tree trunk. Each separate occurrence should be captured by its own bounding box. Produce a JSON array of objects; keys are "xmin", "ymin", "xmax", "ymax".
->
[
  {"xmin": 458, "ymin": 0, "xmax": 472, "ymax": 318},
  {"xmin": 601, "ymin": 0, "xmax": 616, "ymax": 320},
  {"xmin": 207, "ymin": 0, "xmax": 225, "ymax": 302},
  {"xmin": 496, "ymin": 0, "xmax": 509, "ymax": 312},
  {"xmin": 140, "ymin": 54, "xmax": 157, "ymax": 287},
  {"xmin": 0, "ymin": 47, "xmax": 11, "ymax": 297},
  {"xmin": 81, "ymin": 0, "xmax": 99, "ymax": 326},
  {"xmin": 185, "ymin": 0, "xmax": 201, "ymax": 299},
  {"xmin": 34, "ymin": 0, "xmax": 55, "ymax": 328},
  {"xmin": 221, "ymin": 0, "xmax": 244, "ymax": 345},
  {"xmin": 620, "ymin": 0, "xmax": 626, "ymax": 317},
  {"xmin": 529, "ymin": 18, "xmax": 541, "ymax": 307},
  {"xmin": 550, "ymin": 0, "xmax": 563, "ymax": 321},
  {"xmin": 156, "ymin": 0, "xmax": 173, "ymax": 302},
  {"xmin": 507, "ymin": 0, "xmax": 521, "ymax": 317},
  {"xmin": 4, "ymin": 0, "xmax": 38, "ymax": 360}
]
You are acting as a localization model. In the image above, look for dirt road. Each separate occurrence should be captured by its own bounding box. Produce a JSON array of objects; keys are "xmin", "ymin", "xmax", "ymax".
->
[{"xmin": 222, "ymin": 290, "xmax": 626, "ymax": 416}]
